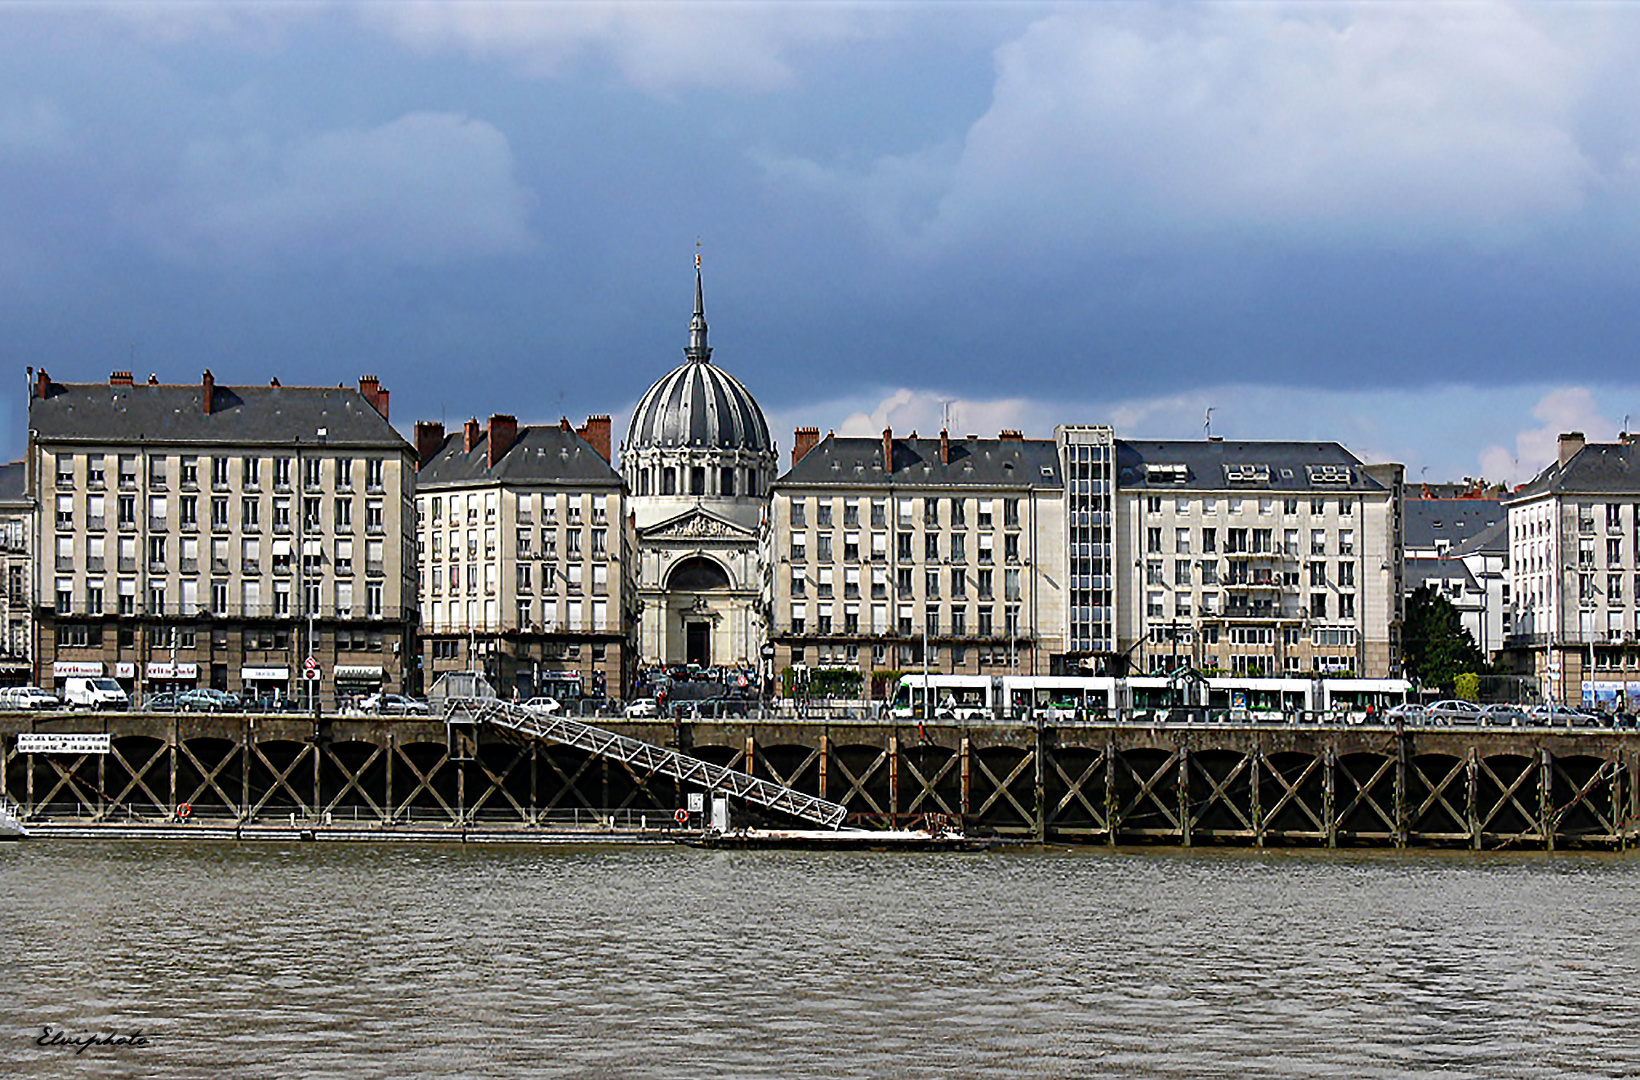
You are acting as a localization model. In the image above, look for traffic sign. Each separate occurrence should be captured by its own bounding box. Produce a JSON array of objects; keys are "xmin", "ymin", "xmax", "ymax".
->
[
  {"xmin": 303, "ymin": 656, "xmax": 319, "ymax": 672},
  {"xmin": 303, "ymin": 667, "xmax": 321, "ymax": 682},
  {"xmin": 760, "ymin": 644, "xmax": 776, "ymax": 660}
]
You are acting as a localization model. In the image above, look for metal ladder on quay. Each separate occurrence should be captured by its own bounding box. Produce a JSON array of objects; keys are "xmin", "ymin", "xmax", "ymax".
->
[{"xmin": 442, "ymin": 698, "xmax": 849, "ymax": 829}]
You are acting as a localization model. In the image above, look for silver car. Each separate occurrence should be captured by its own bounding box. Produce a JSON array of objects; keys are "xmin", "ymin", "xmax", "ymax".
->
[{"xmin": 1424, "ymin": 699, "xmax": 1483, "ymax": 725}]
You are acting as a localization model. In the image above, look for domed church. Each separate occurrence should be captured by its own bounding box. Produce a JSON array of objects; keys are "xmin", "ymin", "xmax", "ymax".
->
[{"xmin": 622, "ymin": 267, "xmax": 777, "ymax": 672}]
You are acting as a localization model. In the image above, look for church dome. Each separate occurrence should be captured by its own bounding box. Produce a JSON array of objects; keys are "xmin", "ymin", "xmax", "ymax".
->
[{"xmin": 625, "ymin": 272, "xmax": 772, "ymax": 454}]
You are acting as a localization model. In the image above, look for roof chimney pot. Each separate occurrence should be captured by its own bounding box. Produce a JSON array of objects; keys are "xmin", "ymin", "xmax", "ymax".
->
[
  {"xmin": 1559, "ymin": 431, "xmax": 1586, "ymax": 468},
  {"xmin": 792, "ymin": 426, "xmax": 820, "ymax": 467}
]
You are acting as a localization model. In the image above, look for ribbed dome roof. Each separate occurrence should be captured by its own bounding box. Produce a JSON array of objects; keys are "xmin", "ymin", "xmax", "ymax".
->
[
  {"xmin": 625, "ymin": 270, "xmax": 771, "ymax": 454},
  {"xmin": 627, "ymin": 360, "xmax": 771, "ymax": 452}
]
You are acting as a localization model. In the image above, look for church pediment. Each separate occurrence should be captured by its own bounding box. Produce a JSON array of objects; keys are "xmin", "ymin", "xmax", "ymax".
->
[{"xmin": 640, "ymin": 508, "xmax": 756, "ymax": 542}]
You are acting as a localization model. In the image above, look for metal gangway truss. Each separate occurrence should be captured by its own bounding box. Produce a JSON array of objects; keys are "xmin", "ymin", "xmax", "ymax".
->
[{"xmin": 442, "ymin": 698, "xmax": 848, "ymax": 829}]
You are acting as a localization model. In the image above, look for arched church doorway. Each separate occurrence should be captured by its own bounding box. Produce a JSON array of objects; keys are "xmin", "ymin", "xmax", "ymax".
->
[{"xmin": 667, "ymin": 556, "xmax": 732, "ymax": 669}]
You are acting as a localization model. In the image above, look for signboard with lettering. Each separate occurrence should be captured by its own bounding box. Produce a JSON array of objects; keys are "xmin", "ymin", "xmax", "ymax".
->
[
  {"xmin": 145, "ymin": 662, "xmax": 199, "ymax": 680},
  {"xmin": 51, "ymin": 661, "xmax": 104, "ymax": 678},
  {"xmin": 18, "ymin": 733, "xmax": 112, "ymax": 755}
]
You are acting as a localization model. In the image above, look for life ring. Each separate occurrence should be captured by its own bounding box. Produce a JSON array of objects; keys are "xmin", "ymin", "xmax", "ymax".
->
[
  {"xmin": 177, "ymin": 802, "xmax": 192, "ymax": 820},
  {"xmin": 674, "ymin": 808, "xmax": 689, "ymax": 825}
]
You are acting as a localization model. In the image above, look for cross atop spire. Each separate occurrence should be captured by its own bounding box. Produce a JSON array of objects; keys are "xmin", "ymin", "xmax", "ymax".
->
[{"xmin": 686, "ymin": 248, "xmax": 711, "ymax": 364}]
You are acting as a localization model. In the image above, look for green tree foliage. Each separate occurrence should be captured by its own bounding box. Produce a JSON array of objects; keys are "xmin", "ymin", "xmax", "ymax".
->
[{"xmin": 1402, "ymin": 585, "xmax": 1488, "ymax": 694}]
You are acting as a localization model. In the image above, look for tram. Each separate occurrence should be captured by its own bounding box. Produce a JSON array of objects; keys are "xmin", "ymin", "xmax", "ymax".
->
[{"xmin": 888, "ymin": 672, "xmax": 1409, "ymax": 724}]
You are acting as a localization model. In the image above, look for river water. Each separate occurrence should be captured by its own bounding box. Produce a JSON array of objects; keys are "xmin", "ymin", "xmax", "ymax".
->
[{"xmin": 3, "ymin": 841, "xmax": 1638, "ymax": 1079}]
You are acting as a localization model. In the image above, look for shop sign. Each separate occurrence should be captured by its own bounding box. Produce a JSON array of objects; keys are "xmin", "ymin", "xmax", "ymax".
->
[
  {"xmin": 114, "ymin": 662, "xmax": 135, "ymax": 679},
  {"xmin": 145, "ymin": 662, "xmax": 199, "ymax": 679},
  {"xmin": 52, "ymin": 661, "xmax": 104, "ymax": 678},
  {"xmin": 241, "ymin": 667, "xmax": 290, "ymax": 681}
]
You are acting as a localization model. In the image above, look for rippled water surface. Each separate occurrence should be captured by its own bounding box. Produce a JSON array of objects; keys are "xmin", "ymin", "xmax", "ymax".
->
[{"xmin": 4, "ymin": 841, "xmax": 1639, "ymax": 1079}]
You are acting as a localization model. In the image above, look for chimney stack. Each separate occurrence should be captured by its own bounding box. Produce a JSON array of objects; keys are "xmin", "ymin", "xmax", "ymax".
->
[
  {"xmin": 999, "ymin": 429, "xmax": 1023, "ymax": 441},
  {"xmin": 147, "ymin": 373, "xmax": 159, "ymax": 385},
  {"xmin": 464, "ymin": 418, "xmax": 481, "ymax": 454},
  {"xmin": 1558, "ymin": 431, "xmax": 1586, "ymax": 467},
  {"xmin": 576, "ymin": 414, "xmax": 612, "ymax": 463},
  {"xmin": 414, "ymin": 421, "xmax": 446, "ymax": 468},
  {"xmin": 940, "ymin": 428, "xmax": 950, "ymax": 465},
  {"xmin": 487, "ymin": 414, "xmax": 518, "ymax": 468},
  {"xmin": 792, "ymin": 426, "xmax": 820, "ymax": 467},
  {"xmin": 882, "ymin": 427, "xmax": 893, "ymax": 474},
  {"xmin": 36, "ymin": 368, "xmax": 53, "ymax": 398},
  {"xmin": 357, "ymin": 375, "xmax": 389, "ymax": 420},
  {"xmin": 108, "ymin": 370, "xmax": 131, "ymax": 387},
  {"xmin": 202, "ymin": 369, "xmax": 215, "ymax": 415}
]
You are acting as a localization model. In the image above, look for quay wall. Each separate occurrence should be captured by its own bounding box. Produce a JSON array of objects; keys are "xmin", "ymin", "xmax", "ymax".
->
[{"xmin": 4, "ymin": 713, "xmax": 1637, "ymax": 850}]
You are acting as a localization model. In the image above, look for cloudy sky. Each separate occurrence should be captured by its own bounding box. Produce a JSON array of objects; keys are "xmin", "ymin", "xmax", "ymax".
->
[{"xmin": 4, "ymin": 1, "xmax": 1640, "ymax": 485}]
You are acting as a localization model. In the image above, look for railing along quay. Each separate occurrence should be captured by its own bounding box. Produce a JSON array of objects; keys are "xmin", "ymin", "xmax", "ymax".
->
[{"xmin": 2, "ymin": 709, "xmax": 1636, "ymax": 849}]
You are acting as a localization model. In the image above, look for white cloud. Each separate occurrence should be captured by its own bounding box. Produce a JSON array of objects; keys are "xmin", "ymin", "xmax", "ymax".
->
[
  {"xmin": 780, "ymin": 2, "xmax": 1620, "ymax": 251},
  {"xmin": 1478, "ymin": 386, "xmax": 1623, "ymax": 486},
  {"xmin": 762, "ymin": 381, "xmax": 1640, "ymax": 486},
  {"xmin": 133, "ymin": 112, "xmax": 535, "ymax": 266},
  {"xmin": 358, "ymin": 2, "xmax": 883, "ymax": 94}
]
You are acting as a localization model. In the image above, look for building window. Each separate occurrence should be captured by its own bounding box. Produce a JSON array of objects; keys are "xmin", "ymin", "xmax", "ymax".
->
[{"xmin": 365, "ymin": 458, "xmax": 384, "ymax": 492}]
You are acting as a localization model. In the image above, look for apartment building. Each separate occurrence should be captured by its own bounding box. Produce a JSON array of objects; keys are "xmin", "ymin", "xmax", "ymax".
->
[
  {"xmin": 1504, "ymin": 432, "xmax": 1640, "ymax": 705},
  {"xmin": 28, "ymin": 369, "xmax": 418, "ymax": 702},
  {"xmin": 0, "ymin": 461, "xmax": 32, "ymax": 683},
  {"xmin": 1114, "ymin": 440, "xmax": 1403, "ymax": 678},
  {"xmin": 1402, "ymin": 491, "xmax": 1508, "ymax": 658},
  {"xmin": 415, "ymin": 414, "xmax": 636, "ymax": 699},
  {"xmin": 767, "ymin": 427, "xmax": 1066, "ymax": 683}
]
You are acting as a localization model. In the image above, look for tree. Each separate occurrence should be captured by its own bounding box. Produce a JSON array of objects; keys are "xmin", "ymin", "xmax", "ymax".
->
[{"xmin": 1402, "ymin": 585, "xmax": 1488, "ymax": 694}]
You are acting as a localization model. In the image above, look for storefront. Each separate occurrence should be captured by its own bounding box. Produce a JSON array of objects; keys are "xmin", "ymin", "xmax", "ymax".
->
[
  {"xmin": 334, "ymin": 664, "xmax": 385, "ymax": 710},
  {"xmin": 51, "ymin": 660, "xmax": 103, "ymax": 694},
  {"xmin": 145, "ymin": 661, "xmax": 198, "ymax": 696},
  {"xmin": 241, "ymin": 667, "xmax": 291, "ymax": 707}
]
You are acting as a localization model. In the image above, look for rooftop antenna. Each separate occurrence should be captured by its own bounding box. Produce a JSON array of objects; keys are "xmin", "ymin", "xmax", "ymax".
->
[
  {"xmin": 1203, "ymin": 406, "xmax": 1214, "ymax": 439},
  {"xmin": 939, "ymin": 398, "xmax": 956, "ymax": 431}
]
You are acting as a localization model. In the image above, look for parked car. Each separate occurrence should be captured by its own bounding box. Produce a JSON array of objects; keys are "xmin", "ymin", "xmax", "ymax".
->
[
  {"xmin": 245, "ymin": 693, "xmax": 306, "ymax": 713},
  {"xmin": 522, "ymin": 696, "xmax": 562, "ymax": 715},
  {"xmin": 178, "ymin": 688, "xmax": 242, "ymax": 713},
  {"xmin": 1383, "ymin": 703, "xmax": 1426, "ymax": 722},
  {"xmin": 0, "ymin": 686, "xmax": 61, "ymax": 710},
  {"xmin": 63, "ymin": 677, "xmax": 130, "ymax": 711},
  {"xmin": 355, "ymin": 693, "xmax": 430, "ymax": 716},
  {"xmin": 1479, "ymin": 703, "xmax": 1528, "ymax": 727},
  {"xmin": 144, "ymin": 691, "xmax": 182, "ymax": 712},
  {"xmin": 1424, "ymin": 700, "xmax": 1483, "ymax": 725},
  {"xmin": 1528, "ymin": 703, "xmax": 1597, "ymax": 727},
  {"xmin": 624, "ymin": 697, "xmax": 659, "ymax": 718}
]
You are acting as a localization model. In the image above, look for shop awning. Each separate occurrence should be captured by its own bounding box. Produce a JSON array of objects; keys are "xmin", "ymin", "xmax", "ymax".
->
[{"xmin": 334, "ymin": 665, "xmax": 384, "ymax": 679}]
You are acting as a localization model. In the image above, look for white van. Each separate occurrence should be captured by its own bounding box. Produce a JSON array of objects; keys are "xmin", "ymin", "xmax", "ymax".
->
[{"xmin": 64, "ymin": 677, "xmax": 130, "ymax": 711}]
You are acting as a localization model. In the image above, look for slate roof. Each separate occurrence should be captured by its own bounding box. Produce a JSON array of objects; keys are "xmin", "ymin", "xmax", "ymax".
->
[
  {"xmin": 625, "ymin": 359, "xmax": 771, "ymax": 454},
  {"xmin": 1510, "ymin": 442, "xmax": 1640, "ymax": 501},
  {"xmin": 1115, "ymin": 440, "xmax": 1387, "ymax": 492},
  {"xmin": 1404, "ymin": 555, "xmax": 1479, "ymax": 593},
  {"xmin": 1403, "ymin": 498, "xmax": 1505, "ymax": 552},
  {"xmin": 418, "ymin": 425, "xmax": 621, "ymax": 489},
  {"xmin": 0, "ymin": 461, "xmax": 24, "ymax": 504},
  {"xmin": 29, "ymin": 379, "xmax": 407, "ymax": 449},
  {"xmin": 778, "ymin": 434, "xmax": 1061, "ymax": 488},
  {"xmin": 1449, "ymin": 518, "xmax": 1509, "ymax": 558}
]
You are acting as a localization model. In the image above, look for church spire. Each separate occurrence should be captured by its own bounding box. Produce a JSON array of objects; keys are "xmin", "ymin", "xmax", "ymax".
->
[{"xmin": 686, "ymin": 249, "xmax": 711, "ymax": 364}]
